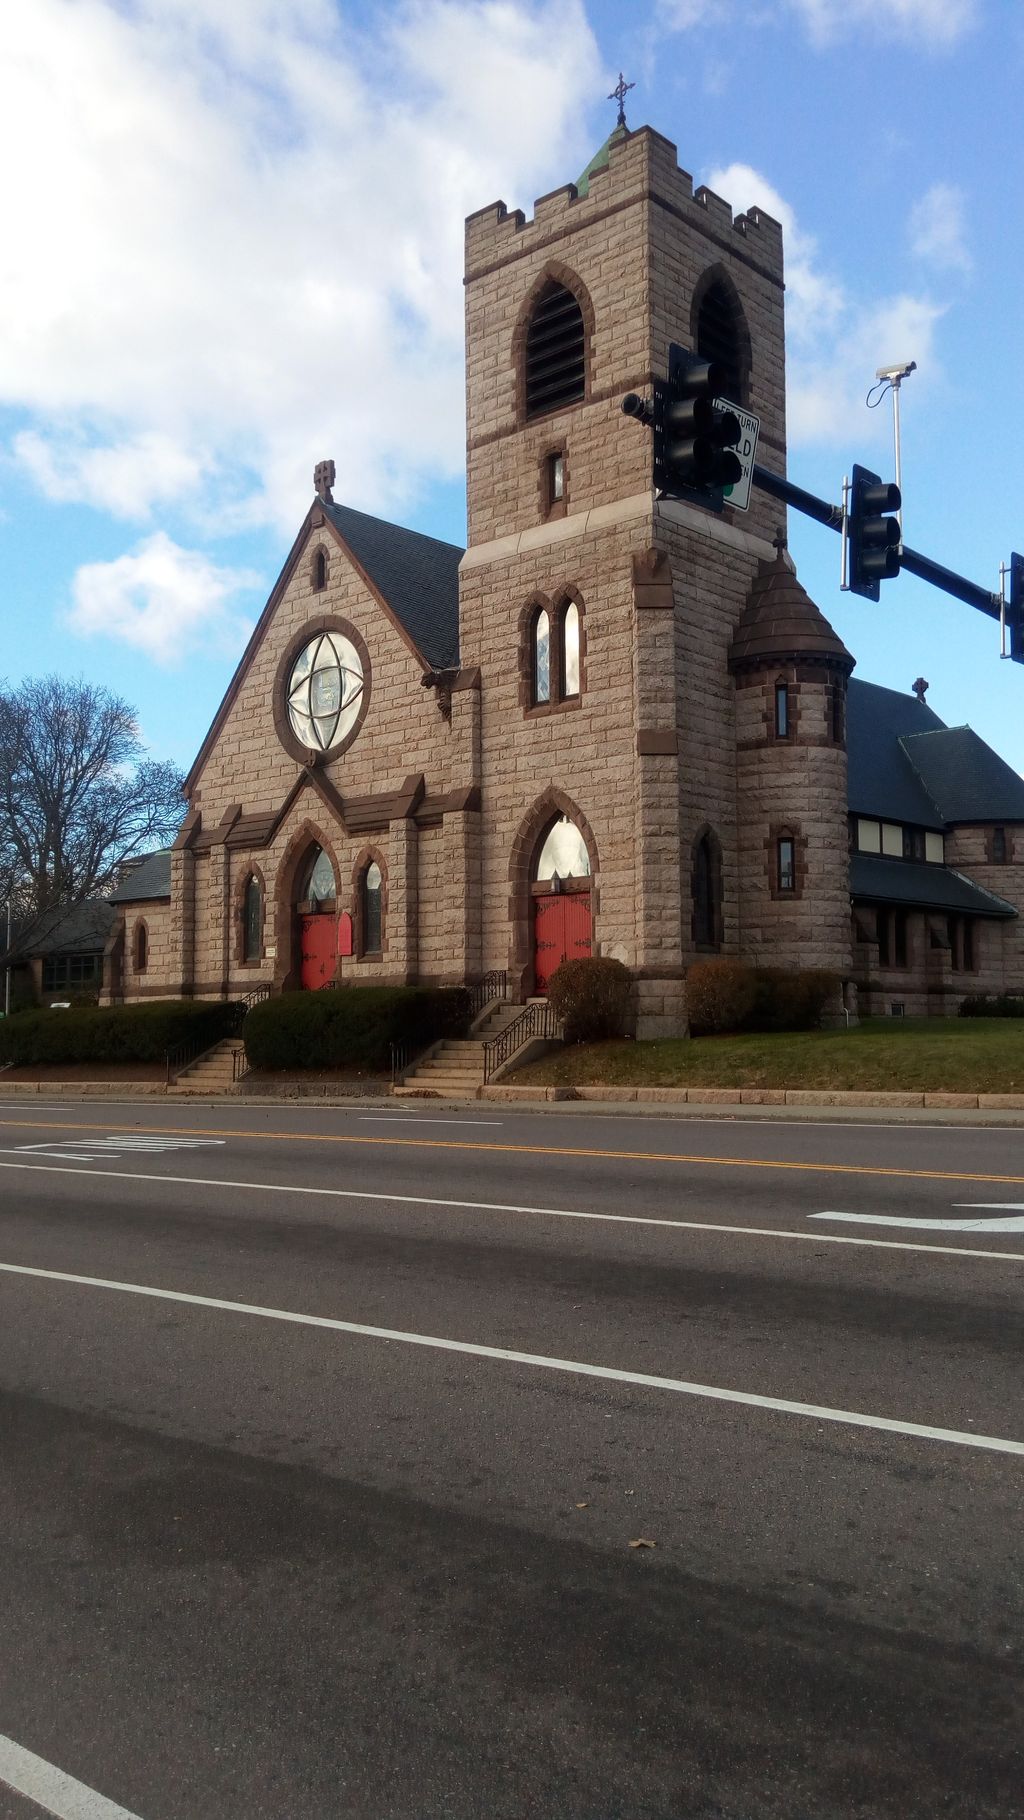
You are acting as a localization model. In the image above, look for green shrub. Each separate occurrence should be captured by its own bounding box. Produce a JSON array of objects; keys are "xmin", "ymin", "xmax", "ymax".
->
[
  {"xmin": 960, "ymin": 993, "xmax": 1024, "ymax": 1018},
  {"xmin": 548, "ymin": 957, "xmax": 632, "ymax": 1044},
  {"xmin": 686, "ymin": 959, "xmax": 756, "ymax": 1035},
  {"xmin": 0, "ymin": 1000, "xmax": 237, "ymax": 1067},
  {"xmin": 242, "ymin": 985, "xmax": 471, "ymax": 1072},
  {"xmin": 750, "ymin": 968, "xmax": 842, "ymax": 1032}
]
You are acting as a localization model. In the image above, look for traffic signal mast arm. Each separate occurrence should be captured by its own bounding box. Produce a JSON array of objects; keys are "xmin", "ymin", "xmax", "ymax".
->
[{"xmin": 751, "ymin": 462, "xmax": 1004, "ymax": 624}]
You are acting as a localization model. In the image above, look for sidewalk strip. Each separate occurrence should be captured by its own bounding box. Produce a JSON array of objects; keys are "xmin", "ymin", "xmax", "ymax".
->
[
  {"xmin": 0, "ymin": 1733, "xmax": 143, "ymax": 1819},
  {"xmin": 1, "ymin": 1259, "xmax": 1022, "ymax": 1458}
]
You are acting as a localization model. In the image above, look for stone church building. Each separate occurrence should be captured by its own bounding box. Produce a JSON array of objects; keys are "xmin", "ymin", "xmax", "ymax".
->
[{"xmin": 103, "ymin": 121, "xmax": 1024, "ymax": 1034}]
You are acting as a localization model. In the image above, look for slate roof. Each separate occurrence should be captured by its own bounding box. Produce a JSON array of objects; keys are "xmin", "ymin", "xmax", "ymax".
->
[
  {"xmin": 108, "ymin": 849, "xmax": 172, "ymax": 903},
  {"xmin": 846, "ymin": 680, "xmax": 947, "ymax": 828},
  {"xmin": 850, "ymin": 855, "xmax": 1016, "ymax": 919},
  {"xmin": 729, "ymin": 551, "xmax": 853, "ymax": 671},
  {"xmin": 324, "ymin": 502, "xmax": 461, "ymax": 670},
  {"xmin": 22, "ymin": 899, "xmax": 116, "ymax": 956},
  {"xmin": 901, "ymin": 726, "xmax": 1024, "ymax": 823}
]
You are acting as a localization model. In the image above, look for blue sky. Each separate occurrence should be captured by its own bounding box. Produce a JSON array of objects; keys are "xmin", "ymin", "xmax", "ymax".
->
[{"xmin": 2, "ymin": 0, "xmax": 1022, "ymax": 773}]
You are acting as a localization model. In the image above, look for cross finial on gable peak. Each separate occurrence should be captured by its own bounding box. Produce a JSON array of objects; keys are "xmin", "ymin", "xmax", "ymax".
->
[{"xmin": 314, "ymin": 459, "xmax": 336, "ymax": 504}]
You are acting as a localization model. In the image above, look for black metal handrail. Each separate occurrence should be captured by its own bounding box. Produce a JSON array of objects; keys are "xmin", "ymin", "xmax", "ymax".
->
[
  {"xmin": 165, "ymin": 984, "xmax": 271, "ymax": 1083},
  {"xmin": 468, "ymin": 969, "xmax": 507, "ymax": 1021},
  {"xmin": 482, "ymin": 1001, "xmax": 558, "ymax": 1084}
]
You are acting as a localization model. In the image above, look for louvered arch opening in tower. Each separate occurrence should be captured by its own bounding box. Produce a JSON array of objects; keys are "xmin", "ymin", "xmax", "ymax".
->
[
  {"xmin": 525, "ymin": 283, "xmax": 586, "ymax": 419},
  {"xmin": 696, "ymin": 281, "xmax": 745, "ymax": 406}
]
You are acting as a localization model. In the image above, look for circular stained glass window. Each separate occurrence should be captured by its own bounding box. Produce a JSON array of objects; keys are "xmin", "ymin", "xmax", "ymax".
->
[{"xmin": 286, "ymin": 631, "xmax": 365, "ymax": 753}]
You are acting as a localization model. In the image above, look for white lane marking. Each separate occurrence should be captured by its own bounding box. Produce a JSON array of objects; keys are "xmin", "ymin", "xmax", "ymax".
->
[
  {"xmin": 0, "ymin": 1732, "xmax": 143, "ymax": 1819},
  {"xmin": 0, "ymin": 1158, "xmax": 1023, "ymax": 1263},
  {"xmin": 1, "ymin": 1259, "xmax": 1021, "ymax": 1458},
  {"xmin": 359, "ymin": 1116, "xmax": 505, "ymax": 1126},
  {"xmin": 814, "ymin": 1209, "xmax": 1024, "ymax": 1233},
  {"xmin": 12, "ymin": 1136, "xmax": 225, "ymax": 1159}
]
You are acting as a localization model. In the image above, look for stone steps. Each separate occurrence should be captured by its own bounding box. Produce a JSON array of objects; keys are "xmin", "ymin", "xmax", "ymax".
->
[{"xmin": 169, "ymin": 1038, "xmax": 244, "ymax": 1095}]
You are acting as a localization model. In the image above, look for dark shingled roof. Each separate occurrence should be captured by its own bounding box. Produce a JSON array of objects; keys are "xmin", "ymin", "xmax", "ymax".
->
[
  {"xmin": 24, "ymin": 899, "xmax": 116, "ymax": 956},
  {"xmin": 325, "ymin": 501, "xmax": 461, "ymax": 670},
  {"xmin": 901, "ymin": 726, "xmax": 1024, "ymax": 823},
  {"xmin": 846, "ymin": 680, "xmax": 947, "ymax": 828},
  {"xmin": 729, "ymin": 551, "xmax": 853, "ymax": 671},
  {"xmin": 108, "ymin": 849, "xmax": 172, "ymax": 903},
  {"xmin": 850, "ymin": 854, "xmax": 1016, "ymax": 918}
]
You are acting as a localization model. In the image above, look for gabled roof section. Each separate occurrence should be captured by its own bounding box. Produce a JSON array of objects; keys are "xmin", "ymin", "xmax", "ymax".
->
[
  {"xmin": 901, "ymin": 726, "xmax": 1024, "ymax": 824},
  {"xmin": 185, "ymin": 497, "xmax": 463, "ymax": 794},
  {"xmin": 851, "ymin": 854, "xmax": 1016, "ymax": 919},
  {"xmin": 108, "ymin": 849, "xmax": 172, "ymax": 902},
  {"xmin": 846, "ymin": 680, "xmax": 947, "ymax": 829},
  {"xmin": 323, "ymin": 502, "xmax": 461, "ymax": 670},
  {"xmin": 729, "ymin": 551, "xmax": 853, "ymax": 671},
  {"xmin": 22, "ymin": 899, "xmax": 117, "ymax": 955}
]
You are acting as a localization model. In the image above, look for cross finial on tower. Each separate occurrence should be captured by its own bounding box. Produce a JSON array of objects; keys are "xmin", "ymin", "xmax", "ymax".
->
[
  {"xmin": 314, "ymin": 459, "xmax": 336, "ymax": 504},
  {"xmin": 913, "ymin": 676, "xmax": 929, "ymax": 703},
  {"xmin": 772, "ymin": 525, "xmax": 788, "ymax": 555},
  {"xmin": 608, "ymin": 72, "xmax": 635, "ymax": 130}
]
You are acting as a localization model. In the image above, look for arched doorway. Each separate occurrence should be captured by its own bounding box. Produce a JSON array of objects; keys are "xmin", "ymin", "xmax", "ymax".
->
[
  {"xmin": 531, "ymin": 814, "xmax": 592, "ymax": 992},
  {"xmin": 295, "ymin": 844, "xmax": 338, "ymax": 990}
]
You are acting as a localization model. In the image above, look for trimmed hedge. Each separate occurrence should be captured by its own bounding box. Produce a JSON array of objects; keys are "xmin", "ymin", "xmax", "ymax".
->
[
  {"xmin": 960, "ymin": 993, "xmax": 1024, "ymax": 1018},
  {"xmin": 687, "ymin": 960, "xmax": 841, "ymax": 1035},
  {"xmin": 0, "ymin": 1000, "xmax": 238, "ymax": 1067},
  {"xmin": 242, "ymin": 986, "xmax": 471, "ymax": 1072},
  {"xmin": 548, "ymin": 957, "xmax": 632, "ymax": 1044}
]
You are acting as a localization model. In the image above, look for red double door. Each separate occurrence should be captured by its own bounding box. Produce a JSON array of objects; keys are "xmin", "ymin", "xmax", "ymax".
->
[
  {"xmin": 299, "ymin": 913, "xmax": 336, "ymax": 990},
  {"xmin": 533, "ymin": 892, "xmax": 592, "ymax": 993}
]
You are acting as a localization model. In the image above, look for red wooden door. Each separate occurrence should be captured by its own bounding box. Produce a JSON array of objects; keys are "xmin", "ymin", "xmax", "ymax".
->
[
  {"xmin": 299, "ymin": 914, "xmax": 336, "ymax": 990},
  {"xmin": 533, "ymin": 892, "xmax": 591, "ymax": 992}
]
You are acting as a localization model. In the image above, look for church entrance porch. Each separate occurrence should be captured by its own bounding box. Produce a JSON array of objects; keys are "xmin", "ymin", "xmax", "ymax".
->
[{"xmin": 532, "ymin": 890, "xmax": 592, "ymax": 993}]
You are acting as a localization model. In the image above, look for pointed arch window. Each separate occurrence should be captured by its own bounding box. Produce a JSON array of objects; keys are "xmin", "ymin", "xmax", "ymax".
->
[
  {"xmin": 242, "ymin": 875, "xmax": 263, "ymax": 962},
  {"xmin": 692, "ymin": 828, "xmax": 723, "ymax": 951},
  {"xmin": 532, "ymin": 607, "xmax": 551, "ymax": 706},
  {"xmin": 312, "ymin": 546, "xmax": 328, "ymax": 592},
  {"xmin": 696, "ymin": 278, "xmax": 747, "ymax": 406},
  {"xmin": 133, "ymin": 921, "xmax": 148, "ymax": 974},
  {"xmin": 301, "ymin": 845, "xmax": 336, "ymax": 907},
  {"xmin": 525, "ymin": 282, "xmax": 585, "ymax": 419},
  {"xmin": 535, "ymin": 814, "xmax": 591, "ymax": 884},
  {"xmin": 362, "ymin": 860, "xmax": 383, "ymax": 955},
  {"xmin": 560, "ymin": 601, "xmax": 580, "ymax": 699}
]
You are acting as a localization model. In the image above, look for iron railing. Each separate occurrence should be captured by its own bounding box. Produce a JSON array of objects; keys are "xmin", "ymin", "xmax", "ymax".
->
[
  {"xmin": 165, "ymin": 983, "xmax": 271, "ymax": 1084},
  {"xmin": 468, "ymin": 969, "xmax": 507, "ymax": 1021},
  {"xmin": 233, "ymin": 1047, "xmax": 250, "ymax": 1084},
  {"xmin": 482, "ymin": 1000, "xmax": 558, "ymax": 1084}
]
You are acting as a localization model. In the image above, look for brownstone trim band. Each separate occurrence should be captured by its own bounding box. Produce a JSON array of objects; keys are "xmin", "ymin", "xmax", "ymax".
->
[
  {"xmin": 631, "ymin": 548, "xmax": 674, "ymax": 610},
  {"xmin": 637, "ymin": 730, "xmax": 678, "ymax": 755}
]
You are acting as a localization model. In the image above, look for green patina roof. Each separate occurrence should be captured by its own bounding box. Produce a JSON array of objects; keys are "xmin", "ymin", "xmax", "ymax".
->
[{"xmin": 575, "ymin": 125, "xmax": 628, "ymax": 199}]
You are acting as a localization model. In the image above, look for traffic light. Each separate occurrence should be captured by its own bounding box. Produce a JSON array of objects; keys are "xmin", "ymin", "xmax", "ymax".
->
[
  {"xmin": 623, "ymin": 342, "xmax": 742, "ymax": 503},
  {"xmin": 846, "ymin": 463, "xmax": 902, "ymax": 601},
  {"xmin": 1008, "ymin": 552, "xmax": 1024, "ymax": 664}
]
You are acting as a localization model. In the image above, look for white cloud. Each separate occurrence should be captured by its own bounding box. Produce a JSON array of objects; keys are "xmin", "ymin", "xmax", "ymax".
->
[
  {"xmin": 68, "ymin": 533, "xmax": 261, "ymax": 664},
  {"xmin": 707, "ymin": 162, "xmax": 944, "ymax": 447},
  {"xmin": 13, "ymin": 430, "xmax": 210, "ymax": 518},
  {"xmin": 659, "ymin": 0, "xmax": 977, "ymax": 47},
  {"xmin": 909, "ymin": 182, "xmax": 973, "ymax": 273},
  {"xmin": 0, "ymin": 0, "xmax": 601, "ymax": 534},
  {"xmin": 789, "ymin": 0, "xmax": 978, "ymax": 47}
]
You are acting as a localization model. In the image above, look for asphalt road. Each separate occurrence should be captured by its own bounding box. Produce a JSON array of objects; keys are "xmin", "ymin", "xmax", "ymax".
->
[{"xmin": 0, "ymin": 1097, "xmax": 1022, "ymax": 1819}]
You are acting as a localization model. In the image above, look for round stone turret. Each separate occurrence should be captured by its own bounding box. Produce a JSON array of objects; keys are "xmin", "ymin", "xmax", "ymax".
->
[{"xmin": 729, "ymin": 549, "xmax": 854, "ymax": 978}]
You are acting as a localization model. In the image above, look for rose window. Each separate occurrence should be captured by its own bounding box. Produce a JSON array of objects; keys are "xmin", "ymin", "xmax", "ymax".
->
[{"xmin": 286, "ymin": 631, "xmax": 365, "ymax": 753}]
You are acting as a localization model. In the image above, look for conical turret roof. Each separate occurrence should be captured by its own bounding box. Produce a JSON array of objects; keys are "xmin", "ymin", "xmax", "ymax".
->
[{"xmin": 729, "ymin": 548, "xmax": 854, "ymax": 672}]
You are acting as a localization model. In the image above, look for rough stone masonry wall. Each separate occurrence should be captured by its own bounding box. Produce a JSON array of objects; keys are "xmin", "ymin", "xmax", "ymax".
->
[
  {"xmin": 733, "ymin": 668, "xmax": 852, "ymax": 976},
  {"xmin": 174, "ymin": 522, "xmax": 476, "ymax": 998},
  {"xmin": 115, "ymin": 898, "xmax": 174, "ymax": 1003},
  {"xmin": 462, "ymin": 127, "xmax": 788, "ymax": 1035}
]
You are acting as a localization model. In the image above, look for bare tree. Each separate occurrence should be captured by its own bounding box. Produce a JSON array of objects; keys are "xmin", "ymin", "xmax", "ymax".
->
[{"xmin": 0, "ymin": 675, "xmax": 185, "ymax": 960}]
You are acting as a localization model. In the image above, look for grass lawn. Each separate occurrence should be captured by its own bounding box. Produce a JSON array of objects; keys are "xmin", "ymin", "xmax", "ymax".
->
[{"xmin": 513, "ymin": 1018, "xmax": 1024, "ymax": 1094}]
